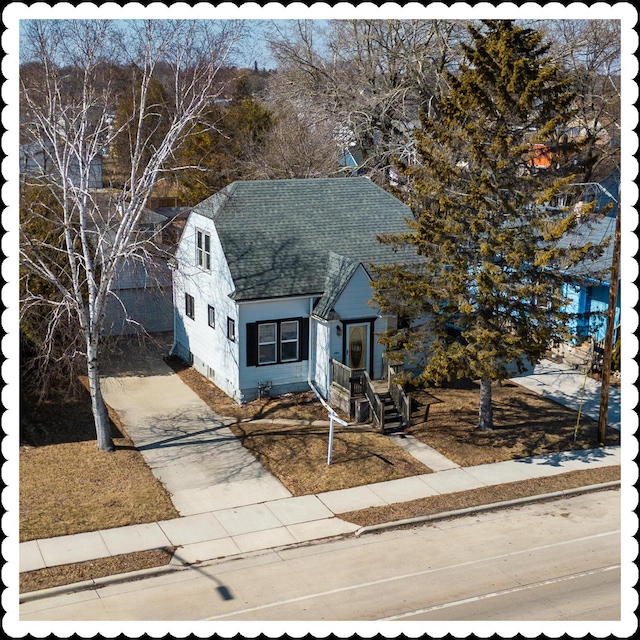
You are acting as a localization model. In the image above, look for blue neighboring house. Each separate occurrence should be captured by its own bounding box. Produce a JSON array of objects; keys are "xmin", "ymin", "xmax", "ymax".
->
[{"xmin": 557, "ymin": 169, "xmax": 620, "ymax": 344}]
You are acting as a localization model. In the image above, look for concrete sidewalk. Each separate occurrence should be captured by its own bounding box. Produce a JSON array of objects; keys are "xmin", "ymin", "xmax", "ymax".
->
[
  {"xmin": 19, "ymin": 444, "xmax": 621, "ymax": 574},
  {"xmin": 19, "ymin": 345, "xmax": 623, "ymax": 580}
]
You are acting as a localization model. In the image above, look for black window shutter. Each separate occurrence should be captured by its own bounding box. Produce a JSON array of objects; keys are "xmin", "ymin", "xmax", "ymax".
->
[
  {"xmin": 299, "ymin": 317, "xmax": 310, "ymax": 361},
  {"xmin": 246, "ymin": 322, "xmax": 258, "ymax": 366}
]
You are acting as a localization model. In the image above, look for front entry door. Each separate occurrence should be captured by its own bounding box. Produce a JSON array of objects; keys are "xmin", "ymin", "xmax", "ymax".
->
[{"xmin": 346, "ymin": 323, "xmax": 369, "ymax": 371}]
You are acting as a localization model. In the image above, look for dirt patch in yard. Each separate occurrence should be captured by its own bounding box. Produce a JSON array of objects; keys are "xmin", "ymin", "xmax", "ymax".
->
[{"xmin": 405, "ymin": 380, "xmax": 620, "ymax": 467}]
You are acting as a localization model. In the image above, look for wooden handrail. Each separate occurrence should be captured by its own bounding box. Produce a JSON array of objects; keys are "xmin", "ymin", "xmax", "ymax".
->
[
  {"xmin": 388, "ymin": 362, "xmax": 411, "ymax": 428},
  {"xmin": 330, "ymin": 359, "xmax": 365, "ymax": 397},
  {"xmin": 390, "ymin": 380, "xmax": 411, "ymax": 427},
  {"xmin": 363, "ymin": 370, "xmax": 384, "ymax": 429}
]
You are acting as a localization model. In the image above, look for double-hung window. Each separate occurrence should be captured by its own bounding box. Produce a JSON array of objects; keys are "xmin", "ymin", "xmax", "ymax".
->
[
  {"xmin": 208, "ymin": 305, "xmax": 215, "ymax": 328},
  {"xmin": 258, "ymin": 323, "xmax": 277, "ymax": 365},
  {"xmin": 247, "ymin": 317, "xmax": 308, "ymax": 367},
  {"xmin": 280, "ymin": 320, "xmax": 299, "ymax": 362},
  {"xmin": 196, "ymin": 230, "xmax": 211, "ymax": 271}
]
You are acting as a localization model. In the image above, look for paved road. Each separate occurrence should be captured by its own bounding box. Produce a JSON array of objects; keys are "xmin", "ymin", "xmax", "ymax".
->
[{"xmin": 19, "ymin": 491, "xmax": 627, "ymax": 633}]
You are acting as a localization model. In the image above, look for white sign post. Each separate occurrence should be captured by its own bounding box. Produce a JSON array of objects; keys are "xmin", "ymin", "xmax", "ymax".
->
[{"xmin": 327, "ymin": 411, "xmax": 348, "ymax": 466}]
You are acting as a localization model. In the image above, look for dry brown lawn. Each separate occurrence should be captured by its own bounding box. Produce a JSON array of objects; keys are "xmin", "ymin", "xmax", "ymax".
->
[
  {"xmin": 19, "ymin": 548, "xmax": 175, "ymax": 595},
  {"xmin": 229, "ymin": 422, "xmax": 430, "ymax": 495},
  {"xmin": 20, "ymin": 380, "xmax": 178, "ymax": 543},
  {"xmin": 166, "ymin": 355, "xmax": 345, "ymax": 423},
  {"xmin": 19, "ymin": 357, "xmax": 621, "ymax": 595},
  {"xmin": 406, "ymin": 380, "xmax": 620, "ymax": 467},
  {"xmin": 340, "ymin": 466, "xmax": 621, "ymax": 527}
]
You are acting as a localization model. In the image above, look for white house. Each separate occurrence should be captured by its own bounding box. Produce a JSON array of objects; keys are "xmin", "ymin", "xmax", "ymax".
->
[{"xmin": 171, "ymin": 177, "xmax": 417, "ymax": 404}]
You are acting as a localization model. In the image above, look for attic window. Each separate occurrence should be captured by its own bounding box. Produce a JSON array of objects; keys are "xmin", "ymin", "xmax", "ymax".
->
[{"xmin": 196, "ymin": 230, "xmax": 211, "ymax": 271}]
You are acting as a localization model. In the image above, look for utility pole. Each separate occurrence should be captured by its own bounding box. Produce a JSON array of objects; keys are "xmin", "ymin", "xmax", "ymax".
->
[{"xmin": 597, "ymin": 207, "xmax": 621, "ymax": 445}]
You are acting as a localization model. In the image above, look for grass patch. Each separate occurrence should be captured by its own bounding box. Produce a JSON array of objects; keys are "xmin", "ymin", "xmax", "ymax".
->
[
  {"xmin": 340, "ymin": 466, "xmax": 621, "ymax": 527},
  {"xmin": 406, "ymin": 380, "xmax": 620, "ymax": 467},
  {"xmin": 166, "ymin": 355, "xmax": 344, "ymax": 423},
  {"xmin": 20, "ymin": 547, "xmax": 176, "ymax": 594},
  {"xmin": 20, "ymin": 381, "xmax": 179, "ymax": 543},
  {"xmin": 229, "ymin": 422, "xmax": 430, "ymax": 495}
]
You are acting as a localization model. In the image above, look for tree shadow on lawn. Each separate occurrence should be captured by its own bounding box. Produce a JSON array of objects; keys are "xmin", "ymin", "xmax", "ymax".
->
[
  {"xmin": 20, "ymin": 383, "xmax": 124, "ymax": 447},
  {"xmin": 230, "ymin": 422, "xmax": 428, "ymax": 494},
  {"xmin": 231, "ymin": 423, "xmax": 376, "ymax": 465},
  {"xmin": 406, "ymin": 380, "xmax": 619, "ymax": 465},
  {"xmin": 165, "ymin": 355, "xmax": 334, "ymax": 423}
]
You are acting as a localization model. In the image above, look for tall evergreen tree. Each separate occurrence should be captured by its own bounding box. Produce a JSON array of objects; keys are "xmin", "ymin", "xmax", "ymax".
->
[{"xmin": 373, "ymin": 20, "xmax": 604, "ymax": 431}]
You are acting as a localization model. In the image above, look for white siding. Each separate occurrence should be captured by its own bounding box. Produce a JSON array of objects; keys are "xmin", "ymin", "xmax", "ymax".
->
[
  {"xmin": 333, "ymin": 265, "xmax": 377, "ymax": 320},
  {"xmin": 239, "ymin": 297, "xmax": 313, "ymax": 401},
  {"xmin": 173, "ymin": 213, "xmax": 240, "ymax": 400}
]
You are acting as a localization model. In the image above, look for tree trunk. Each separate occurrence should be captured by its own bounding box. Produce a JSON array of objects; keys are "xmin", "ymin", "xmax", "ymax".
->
[
  {"xmin": 86, "ymin": 340, "xmax": 114, "ymax": 452},
  {"xmin": 478, "ymin": 377, "xmax": 494, "ymax": 431}
]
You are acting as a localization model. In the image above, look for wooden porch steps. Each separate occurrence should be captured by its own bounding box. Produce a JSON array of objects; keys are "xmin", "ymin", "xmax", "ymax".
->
[{"xmin": 379, "ymin": 392, "xmax": 404, "ymax": 434}]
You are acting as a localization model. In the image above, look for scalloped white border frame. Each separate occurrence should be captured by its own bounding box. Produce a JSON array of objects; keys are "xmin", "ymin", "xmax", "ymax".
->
[{"xmin": 2, "ymin": 3, "xmax": 638, "ymax": 638}]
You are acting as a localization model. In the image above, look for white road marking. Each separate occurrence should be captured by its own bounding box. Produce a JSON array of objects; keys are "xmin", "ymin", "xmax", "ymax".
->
[
  {"xmin": 202, "ymin": 529, "xmax": 620, "ymax": 620},
  {"xmin": 379, "ymin": 565, "xmax": 621, "ymax": 620}
]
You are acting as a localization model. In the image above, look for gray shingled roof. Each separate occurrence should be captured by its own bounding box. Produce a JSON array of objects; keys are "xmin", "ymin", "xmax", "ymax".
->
[
  {"xmin": 192, "ymin": 177, "xmax": 415, "ymax": 301},
  {"xmin": 555, "ymin": 170, "xmax": 619, "ymax": 283},
  {"xmin": 312, "ymin": 252, "xmax": 363, "ymax": 320}
]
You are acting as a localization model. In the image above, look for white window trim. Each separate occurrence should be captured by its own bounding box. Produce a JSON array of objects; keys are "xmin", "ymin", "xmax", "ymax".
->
[
  {"xmin": 227, "ymin": 317, "xmax": 236, "ymax": 342},
  {"xmin": 280, "ymin": 320, "xmax": 299, "ymax": 362},
  {"xmin": 258, "ymin": 322, "xmax": 277, "ymax": 365},
  {"xmin": 196, "ymin": 229, "xmax": 211, "ymax": 271}
]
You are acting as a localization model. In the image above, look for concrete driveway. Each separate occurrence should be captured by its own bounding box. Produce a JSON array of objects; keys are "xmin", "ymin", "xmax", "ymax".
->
[
  {"xmin": 100, "ymin": 335, "xmax": 291, "ymax": 516},
  {"xmin": 511, "ymin": 358, "xmax": 621, "ymax": 430}
]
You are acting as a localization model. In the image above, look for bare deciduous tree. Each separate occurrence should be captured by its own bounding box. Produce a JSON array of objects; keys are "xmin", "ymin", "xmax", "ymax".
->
[
  {"xmin": 537, "ymin": 19, "xmax": 621, "ymax": 182},
  {"xmin": 265, "ymin": 19, "xmax": 467, "ymax": 185},
  {"xmin": 244, "ymin": 100, "xmax": 341, "ymax": 180},
  {"xmin": 20, "ymin": 19, "xmax": 246, "ymax": 450}
]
